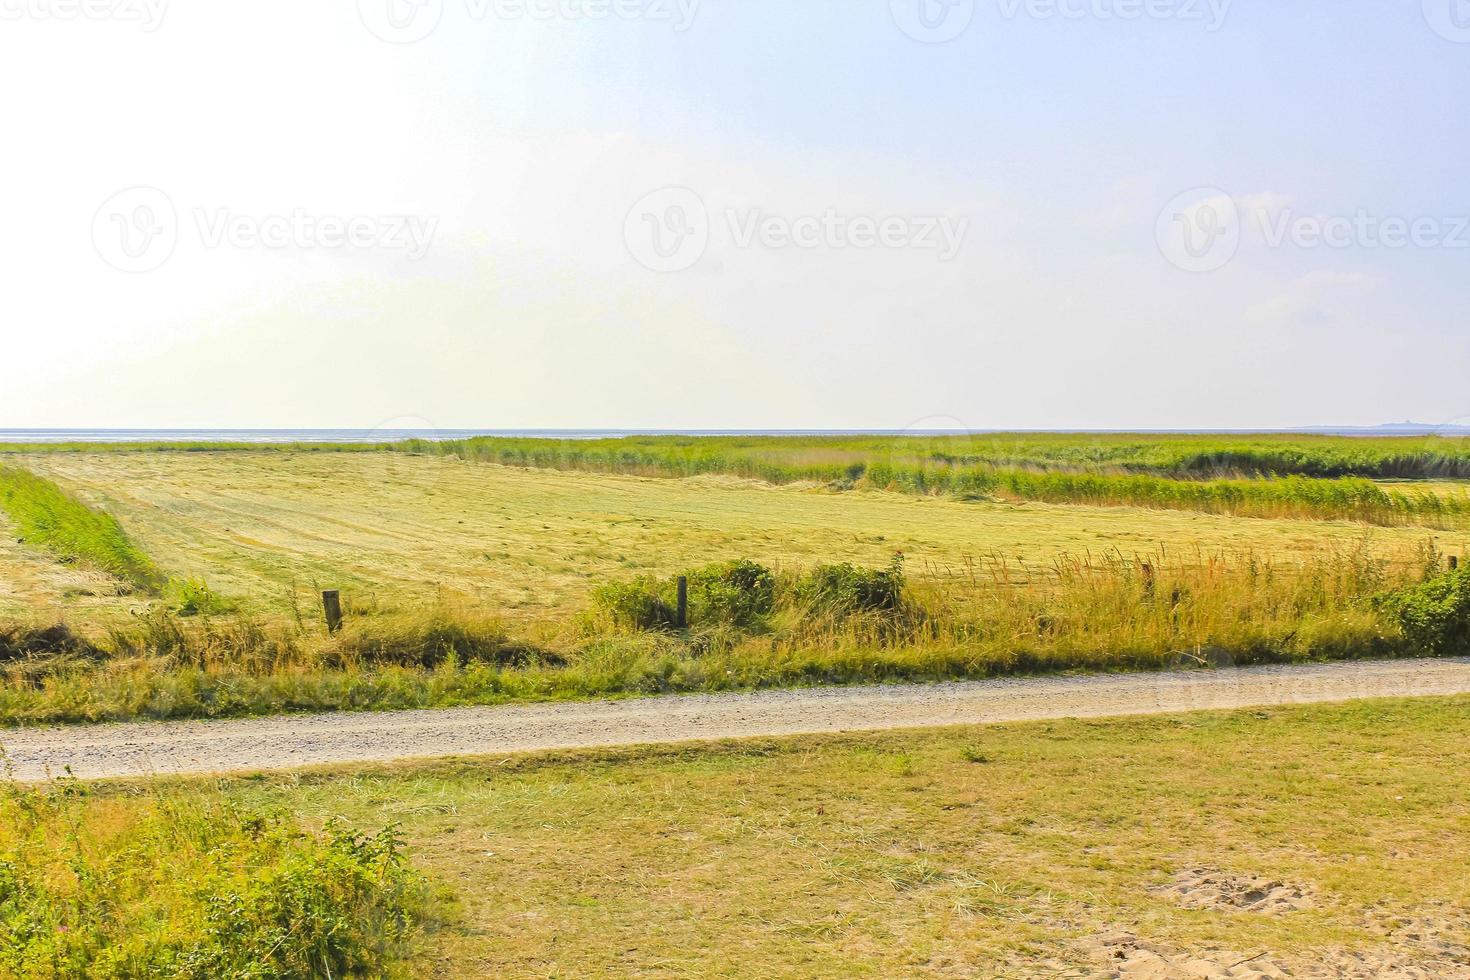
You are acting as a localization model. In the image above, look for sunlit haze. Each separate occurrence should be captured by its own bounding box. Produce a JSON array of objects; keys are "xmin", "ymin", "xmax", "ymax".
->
[{"xmin": 3, "ymin": 1, "xmax": 1467, "ymax": 431}]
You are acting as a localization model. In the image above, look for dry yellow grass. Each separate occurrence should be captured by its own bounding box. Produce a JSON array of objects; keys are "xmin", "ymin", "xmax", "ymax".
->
[
  {"xmin": 4, "ymin": 451, "xmax": 1452, "ymax": 629},
  {"xmin": 175, "ymin": 695, "xmax": 1470, "ymax": 978}
]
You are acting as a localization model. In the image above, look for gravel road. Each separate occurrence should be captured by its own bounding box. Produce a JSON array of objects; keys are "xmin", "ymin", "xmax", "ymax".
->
[{"xmin": 4, "ymin": 657, "xmax": 1468, "ymax": 782}]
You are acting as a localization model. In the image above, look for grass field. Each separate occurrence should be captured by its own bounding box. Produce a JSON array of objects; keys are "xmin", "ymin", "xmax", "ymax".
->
[
  {"xmin": 36, "ymin": 696, "xmax": 1470, "ymax": 977},
  {"xmin": 0, "ymin": 447, "xmax": 1468, "ymax": 725},
  {"xmin": 2, "ymin": 450, "xmax": 1454, "ymax": 628},
  {"xmin": 4, "ymin": 440, "xmax": 1469, "ymax": 976}
]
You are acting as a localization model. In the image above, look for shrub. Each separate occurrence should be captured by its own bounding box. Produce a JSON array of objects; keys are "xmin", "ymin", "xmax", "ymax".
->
[
  {"xmin": 592, "ymin": 561, "xmax": 777, "ymax": 632},
  {"xmin": 795, "ymin": 554, "xmax": 908, "ymax": 616},
  {"xmin": 0, "ymin": 778, "xmax": 424, "ymax": 978},
  {"xmin": 1377, "ymin": 567, "xmax": 1470, "ymax": 655},
  {"xmin": 687, "ymin": 559, "xmax": 775, "ymax": 627},
  {"xmin": 590, "ymin": 577, "xmax": 679, "ymax": 631}
]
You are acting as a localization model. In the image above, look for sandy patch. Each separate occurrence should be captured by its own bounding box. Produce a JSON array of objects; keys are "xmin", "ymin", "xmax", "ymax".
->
[{"xmin": 1150, "ymin": 867, "xmax": 1314, "ymax": 914}]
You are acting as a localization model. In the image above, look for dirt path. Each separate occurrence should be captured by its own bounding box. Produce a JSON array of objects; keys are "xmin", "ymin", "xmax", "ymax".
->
[{"xmin": 4, "ymin": 658, "xmax": 1469, "ymax": 782}]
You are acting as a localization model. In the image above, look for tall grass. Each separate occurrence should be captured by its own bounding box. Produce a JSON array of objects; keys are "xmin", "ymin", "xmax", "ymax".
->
[
  {"xmin": 0, "ymin": 774, "xmax": 424, "ymax": 978},
  {"xmin": 0, "ymin": 542, "xmax": 1454, "ymax": 726},
  {"xmin": 0, "ymin": 465, "xmax": 162, "ymax": 592},
  {"xmin": 12, "ymin": 431, "xmax": 1470, "ymax": 478},
  {"xmin": 390, "ymin": 437, "xmax": 1470, "ymax": 526},
  {"xmin": 10, "ymin": 435, "xmax": 1470, "ymax": 524}
]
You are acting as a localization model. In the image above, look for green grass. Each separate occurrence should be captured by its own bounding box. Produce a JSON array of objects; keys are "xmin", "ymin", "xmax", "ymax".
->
[
  {"xmin": 0, "ymin": 465, "xmax": 161, "ymax": 593},
  {"xmin": 0, "ymin": 774, "xmax": 424, "ymax": 978},
  {"xmin": 2, "ymin": 450, "xmax": 1450, "ymax": 630},
  {"xmin": 0, "ymin": 543, "xmax": 1453, "ymax": 726},
  {"xmin": 77, "ymin": 695, "xmax": 1470, "ymax": 977},
  {"xmin": 10, "ymin": 430, "xmax": 1470, "ymax": 478},
  {"xmin": 9, "ymin": 432, "xmax": 1470, "ymax": 523},
  {"xmin": 0, "ymin": 449, "xmax": 1466, "ymax": 726},
  {"xmin": 398, "ymin": 435, "xmax": 1470, "ymax": 526}
]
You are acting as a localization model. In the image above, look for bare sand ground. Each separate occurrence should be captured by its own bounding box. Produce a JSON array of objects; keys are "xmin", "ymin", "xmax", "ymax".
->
[{"xmin": 4, "ymin": 657, "xmax": 1468, "ymax": 782}]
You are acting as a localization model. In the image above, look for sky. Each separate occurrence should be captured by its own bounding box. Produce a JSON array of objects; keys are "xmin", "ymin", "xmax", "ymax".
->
[{"xmin": 2, "ymin": 0, "xmax": 1468, "ymax": 431}]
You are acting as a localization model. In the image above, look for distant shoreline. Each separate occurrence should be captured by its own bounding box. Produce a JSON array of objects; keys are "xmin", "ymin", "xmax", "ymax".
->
[{"xmin": 3, "ymin": 426, "xmax": 1469, "ymax": 444}]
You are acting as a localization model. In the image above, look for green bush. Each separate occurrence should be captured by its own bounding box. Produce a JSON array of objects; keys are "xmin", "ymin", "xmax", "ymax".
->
[
  {"xmin": 1378, "ymin": 567, "xmax": 1470, "ymax": 655},
  {"xmin": 591, "ymin": 577, "xmax": 679, "ymax": 631},
  {"xmin": 795, "ymin": 554, "xmax": 907, "ymax": 616},
  {"xmin": 592, "ymin": 561, "xmax": 777, "ymax": 632},
  {"xmin": 687, "ymin": 559, "xmax": 775, "ymax": 627},
  {"xmin": 0, "ymin": 778, "xmax": 424, "ymax": 978}
]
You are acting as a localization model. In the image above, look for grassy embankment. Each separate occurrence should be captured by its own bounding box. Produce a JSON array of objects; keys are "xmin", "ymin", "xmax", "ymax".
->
[
  {"xmin": 0, "ymin": 465, "xmax": 161, "ymax": 593},
  {"xmin": 26, "ymin": 696, "xmax": 1470, "ymax": 977},
  {"xmin": 0, "ymin": 452, "xmax": 1468, "ymax": 724}
]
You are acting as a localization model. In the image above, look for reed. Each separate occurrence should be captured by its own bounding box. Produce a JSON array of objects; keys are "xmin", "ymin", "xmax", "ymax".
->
[{"xmin": 396, "ymin": 436, "xmax": 1470, "ymax": 526}]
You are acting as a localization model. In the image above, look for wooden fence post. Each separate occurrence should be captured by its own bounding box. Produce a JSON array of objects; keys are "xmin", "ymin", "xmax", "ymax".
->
[
  {"xmin": 676, "ymin": 576, "xmax": 688, "ymax": 629},
  {"xmin": 322, "ymin": 590, "xmax": 343, "ymax": 633},
  {"xmin": 1451, "ymin": 555, "xmax": 1460, "ymax": 572}
]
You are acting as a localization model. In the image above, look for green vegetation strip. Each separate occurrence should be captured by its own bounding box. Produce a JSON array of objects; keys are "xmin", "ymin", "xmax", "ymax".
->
[
  {"xmin": 10, "ymin": 431, "xmax": 1470, "ymax": 478},
  {"xmin": 0, "ymin": 778, "xmax": 423, "ymax": 978},
  {"xmin": 9, "ymin": 434, "xmax": 1470, "ymax": 525},
  {"xmin": 0, "ymin": 465, "xmax": 161, "ymax": 592},
  {"xmin": 4, "ymin": 550, "xmax": 1466, "ymax": 726},
  {"xmin": 399, "ymin": 435, "xmax": 1470, "ymax": 526},
  {"xmin": 107, "ymin": 696, "xmax": 1470, "ymax": 976}
]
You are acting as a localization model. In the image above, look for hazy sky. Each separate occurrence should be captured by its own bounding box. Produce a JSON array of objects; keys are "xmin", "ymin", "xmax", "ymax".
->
[{"xmin": 3, "ymin": 1, "xmax": 1468, "ymax": 430}]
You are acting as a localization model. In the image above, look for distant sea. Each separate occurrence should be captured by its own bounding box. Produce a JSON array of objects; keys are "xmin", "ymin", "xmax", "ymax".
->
[{"xmin": 2, "ymin": 426, "xmax": 1468, "ymax": 444}]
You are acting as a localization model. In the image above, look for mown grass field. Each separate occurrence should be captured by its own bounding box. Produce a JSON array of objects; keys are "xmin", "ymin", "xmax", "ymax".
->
[
  {"xmin": 44, "ymin": 696, "xmax": 1470, "ymax": 978},
  {"xmin": 2, "ymin": 450, "xmax": 1454, "ymax": 628},
  {"xmin": 0, "ymin": 446, "xmax": 1467, "ymax": 724}
]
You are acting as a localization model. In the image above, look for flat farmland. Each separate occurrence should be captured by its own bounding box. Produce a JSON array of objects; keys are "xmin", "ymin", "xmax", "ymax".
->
[{"xmin": 2, "ymin": 451, "xmax": 1446, "ymax": 628}]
